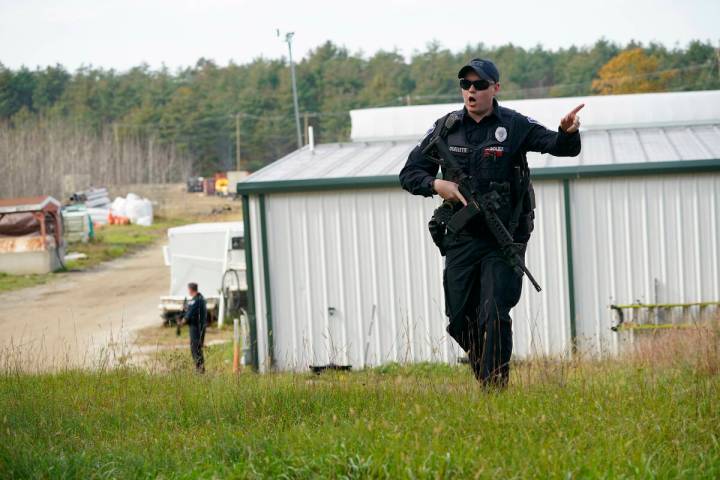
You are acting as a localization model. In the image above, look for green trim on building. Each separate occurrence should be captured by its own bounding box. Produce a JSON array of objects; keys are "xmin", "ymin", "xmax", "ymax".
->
[
  {"xmin": 237, "ymin": 175, "xmax": 399, "ymax": 195},
  {"xmin": 236, "ymin": 159, "xmax": 720, "ymax": 195},
  {"xmin": 562, "ymin": 179, "xmax": 578, "ymax": 349},
  {"xmin": 241, "ymin": 194, "xmax": 259, "ymax": 371},
  {"xmin": 532, "ymin": 158, "xmax": 720, "ymax": 180},
  {"xmin": 258, "ymin": 194, "xmax": 275, "ymax": 367}
]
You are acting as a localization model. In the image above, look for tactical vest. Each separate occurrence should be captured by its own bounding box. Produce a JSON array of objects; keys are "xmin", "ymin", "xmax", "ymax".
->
[{"xmin": 440, "ymin": 111, "xmax": 535, "ymax": 240}]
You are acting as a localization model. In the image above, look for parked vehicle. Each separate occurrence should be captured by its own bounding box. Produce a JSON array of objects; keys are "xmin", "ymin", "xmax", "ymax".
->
[
  {"xmin": 186, "ymin": 177, "xmax": 204, "ymax": 193},
  {"xmin": 159, "ymin": 222, "xmax": 246, "ymax": 327}
]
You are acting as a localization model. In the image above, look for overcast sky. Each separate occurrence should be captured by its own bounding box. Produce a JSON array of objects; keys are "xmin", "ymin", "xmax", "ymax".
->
[{"xmin": 1, "ymin": 0, "xmax": 718, "ymax": 71}]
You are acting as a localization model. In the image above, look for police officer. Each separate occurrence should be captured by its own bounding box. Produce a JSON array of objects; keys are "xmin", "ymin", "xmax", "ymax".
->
[
  {"xmin": 184, "ymin": 282, "xmax": 208, "ymax": 373},
  {"xmin": 400, "ymin": 58, "xmax": 583, "ymax": 388}
]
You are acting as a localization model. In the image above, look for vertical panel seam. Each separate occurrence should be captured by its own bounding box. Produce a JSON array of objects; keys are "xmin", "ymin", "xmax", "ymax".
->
[
  {"xmin": 301, "ymin": 200, "xmax": 314, "ymax": 363},
  {"xmin": 350, "ymin": 196, "xmax": 365, "ymax": 368},
  {"xmin": 284, "ymin": 197, "xmax": 298, "ymax": 368},
  {"xmin": 641, "ymin": 182, "xmax": 651, "ymax": 305},
  {"xmin": 417, "ymin": 200, "xmax": 433, "ymax": 362},
  {"xmin": 606, "ymin": 183, "xmax": 617, "ymax": 353},
  {"xmin": 258, "ymin": 194, "xmax": 274, "ymax": 367},
  {"xmin": 368, "ymin": 201, "xmax": 381, "ymax": 364},
  {"xmin": 562, "ymin": 179, "xmax": 578, "ymax": 352},
  {"xmin": 401, "ymin": 194, "xmax": 415, "ymax": 362},
  {"xmin": 334, "ymin": 201, "xmax": 349, "ymax": 365},
  {"xmin": 241, "ymin": 194, "xmax": 259, "ymax": 371},
  {"xmin": 693, "ymin": 177, "xmax": 702, "ymax": 300},
  {"xmin": 317, "ymin": 201, "xmax": 330, "ymax": 363},
  {"xmin": 712, "ymin": 177, "xmax": 719, "ymax": 296},
  {"xmin": 384, "ymin": 196, "xmax": 399, "ymax": 362}
]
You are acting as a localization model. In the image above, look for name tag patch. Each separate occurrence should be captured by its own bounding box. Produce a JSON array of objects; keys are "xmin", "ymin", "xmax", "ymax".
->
[{"xmin": 449, "ymin": 146, "xmax": 471, "ymax": 154}]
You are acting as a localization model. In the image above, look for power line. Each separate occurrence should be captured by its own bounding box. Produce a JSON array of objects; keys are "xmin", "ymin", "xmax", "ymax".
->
[{"xmin": 114, "ymin": 111, "xmax": 294, "ymax": 131}]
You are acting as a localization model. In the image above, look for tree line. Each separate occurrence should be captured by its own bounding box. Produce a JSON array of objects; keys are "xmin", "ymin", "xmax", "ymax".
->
[
  {"xmin": 1, "ymin": 39, "xmax": 718, "ymax": 177},
  {"xmin": 0, "ymin": 119, "xmax": 192, "ymax": 200}
]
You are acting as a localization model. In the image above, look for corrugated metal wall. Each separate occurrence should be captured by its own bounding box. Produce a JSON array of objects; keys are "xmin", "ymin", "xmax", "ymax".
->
[
  {"xmin": 570, "ymin": 174, "xmax": 720, "ymax": 355},
  {"xmin": 261, "ymin": 190, "xmax": 459, "ymax": 370},
  {"xmin": 254, "ymin": 181, "xmax": 572, "ymax": 371},
  {"xmin": 514, "ymin": 181, "xmax": 573, "ymax": 358},
  {"xmin": 250, "ymin": 172, "xmax": 720, "ymax": 370}
]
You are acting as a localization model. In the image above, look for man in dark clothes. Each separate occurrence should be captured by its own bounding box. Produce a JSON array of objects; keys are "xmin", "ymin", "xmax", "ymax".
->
[
  {"xmin": 400, "ymin": 58, "xmax": 583, "ymax": 388},
  {"xmin": 184, "ymin": 282, "xmax": 207, "ymax": 373}
]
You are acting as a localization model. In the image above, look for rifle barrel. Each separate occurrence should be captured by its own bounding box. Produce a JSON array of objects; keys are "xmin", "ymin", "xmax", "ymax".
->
[{"xmin": 517, "ymin": 258, "xmax": 542, "ymax": 292}]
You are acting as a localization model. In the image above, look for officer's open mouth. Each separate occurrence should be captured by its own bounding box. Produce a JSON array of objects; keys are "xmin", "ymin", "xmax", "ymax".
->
[{"xmin": 468, "ymin": 95, "xmax": 476, "ymax": 105}]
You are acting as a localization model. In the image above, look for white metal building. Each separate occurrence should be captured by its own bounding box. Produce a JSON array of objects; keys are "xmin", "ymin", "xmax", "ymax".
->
[{"xmin": 238, "ymin": 90, "xmax": 720, "ymax": 372}]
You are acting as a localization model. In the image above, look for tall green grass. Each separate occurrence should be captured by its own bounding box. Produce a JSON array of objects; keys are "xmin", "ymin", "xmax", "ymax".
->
[{"xmin": 1, "ymin": 326, "xmax": 719, "ymax": 479}]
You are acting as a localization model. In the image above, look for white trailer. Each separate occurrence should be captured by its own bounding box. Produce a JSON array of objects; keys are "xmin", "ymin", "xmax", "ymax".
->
[{"xmin": 159, "ymin": 222, "xmax": 247, "ymax": 326}]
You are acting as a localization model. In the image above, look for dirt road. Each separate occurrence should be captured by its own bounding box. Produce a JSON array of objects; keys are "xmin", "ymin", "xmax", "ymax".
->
[{"xmin": 0, "ymin": 244, "xmax": 168, "ymax": 370}]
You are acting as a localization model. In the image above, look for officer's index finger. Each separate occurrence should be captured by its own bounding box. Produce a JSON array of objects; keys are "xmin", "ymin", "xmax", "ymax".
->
[{"xmin": 570, "ymin": 104, "xmax": 585, "ymax": 115}]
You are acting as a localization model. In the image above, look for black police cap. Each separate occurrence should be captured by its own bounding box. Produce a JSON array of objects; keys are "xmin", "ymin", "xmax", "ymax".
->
[{"xmin": 457, "ymin": 58, "xmax": 500, "ymax": 83}]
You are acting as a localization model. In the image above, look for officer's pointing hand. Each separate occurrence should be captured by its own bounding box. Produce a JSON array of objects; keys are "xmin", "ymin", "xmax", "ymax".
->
[
  {"xmin": 433, "ymin": 179, "xmax": 467, "ymax": 206},
  {"xmin": 560, "ymin": 103, "xmax": 584, "ymax": 134}
]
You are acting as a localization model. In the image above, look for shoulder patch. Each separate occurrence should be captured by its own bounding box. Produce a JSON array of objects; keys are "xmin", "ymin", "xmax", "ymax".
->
[
  {"xmin": 417, "ymin": 123, "xmax": 436, "ymax": 146},
  {"xmin": 446, "ymin": 112, "xmax": 461, "ymax": 130},
  {"xmin": 527, "ymin": 116, "xmax": 545, "ymax": 127}
]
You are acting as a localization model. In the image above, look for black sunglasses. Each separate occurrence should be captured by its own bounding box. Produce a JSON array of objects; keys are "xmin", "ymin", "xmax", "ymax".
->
[{"xmin": 459, "ymin": 78, "xmax": 493, "ymax": 91}]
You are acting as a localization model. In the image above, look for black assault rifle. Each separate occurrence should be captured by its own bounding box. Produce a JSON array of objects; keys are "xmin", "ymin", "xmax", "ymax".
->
[{"xmin": 422, "ymin": 114, "xmax": 542, "ymax": 292}]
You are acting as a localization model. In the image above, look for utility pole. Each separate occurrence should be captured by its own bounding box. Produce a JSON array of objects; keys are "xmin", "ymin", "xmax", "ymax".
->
[
  {"xmin": 235, "ymin": 113, "xmax": 242, "ymax": 171},
  {"xmin": 278, "ymin": 30, "xmax": 303, "ymax": 149},
  {"xmin": 303, "ymin": 112, "xmax": 309, "ymax": 145},
  {"xmin": 113, "ymin": 123, "xmax": 120, "ymax": 181}
]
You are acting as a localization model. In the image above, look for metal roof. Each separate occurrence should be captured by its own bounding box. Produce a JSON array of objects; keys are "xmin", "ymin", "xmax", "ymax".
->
[
  {"xmin": 239, "ymin": 91, "xmax": 720, "ymax": 194},
  {"xmin": 238, "ymin": 122, "xmax": 720, "ymax": 194},
  {"xmin": 350, "ymin": 90, "xmax": 720, "ymax": 142},
  {"xmin": 0, "ymin": 196, "xmax": 61, "ymax": 214}
]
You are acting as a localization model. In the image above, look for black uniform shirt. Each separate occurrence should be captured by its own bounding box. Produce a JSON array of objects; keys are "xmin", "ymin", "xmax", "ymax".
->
[
  {"xmin": 399, "ymin": 98, "xmax": 581, "ymax": 197},
  {"xmin": 184, "ymin": 293, "xmax": 207, "ymax": 326},
  {"xmin": 462, "ymin": 99, "xmax": 502, "ymax": 145}
]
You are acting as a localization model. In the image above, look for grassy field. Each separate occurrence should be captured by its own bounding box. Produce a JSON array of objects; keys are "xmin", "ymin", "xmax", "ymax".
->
[
  {"xmin": 0, "ymin": 272, "xmax": 52, "ymax": 293},
  {"xmin": 135, "ymin": 323, "xmax": 234, "ymax": 348},
  {"xmin": 0, "ymin": 217, "xmax": 190, "ymax": 293},
  {"xmin": 1, "ymin": 327, "xmax": 719, "ymax": 479}
]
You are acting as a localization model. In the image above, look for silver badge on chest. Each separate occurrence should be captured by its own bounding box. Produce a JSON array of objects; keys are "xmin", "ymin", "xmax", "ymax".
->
[{"xmin": 495, "ymin": 126, "xmax": 507, "ymax": 142}]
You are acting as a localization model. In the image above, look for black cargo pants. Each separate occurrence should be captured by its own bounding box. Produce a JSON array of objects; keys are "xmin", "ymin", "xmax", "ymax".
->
[
  {"xmin": 189, "ymin": 322, "xmax": 206, "ymax": 373},
  {"xmin": 443, "ymin": 233, "xmax": 525, "ymax": 387}
]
